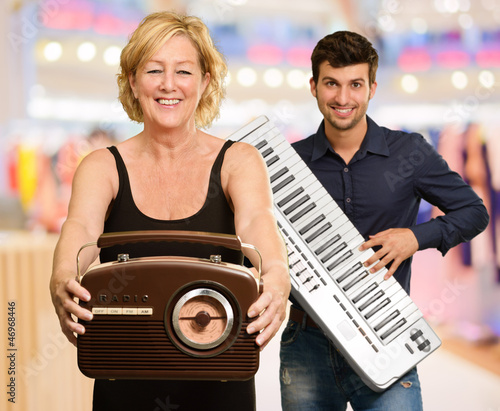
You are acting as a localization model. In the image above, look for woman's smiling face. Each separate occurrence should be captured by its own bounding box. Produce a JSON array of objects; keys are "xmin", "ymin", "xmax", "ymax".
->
[{"xmin": 129, "ymin": 34, "xmax": 210, "ymax": 132}]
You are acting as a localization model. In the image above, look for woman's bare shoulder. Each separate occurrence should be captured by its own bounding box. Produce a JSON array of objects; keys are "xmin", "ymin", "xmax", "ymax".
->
[
  {"xmin": 72, "ymin": 147, "xmax": 118, "ymax": 191},
  {"xmin": 225, "ymin": 140, "xmax": 262, "ymax": 162}
]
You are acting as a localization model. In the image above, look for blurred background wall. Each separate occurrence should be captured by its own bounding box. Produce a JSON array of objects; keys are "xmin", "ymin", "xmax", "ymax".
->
[{"xmin": 1, "ymin": 0, "xmax": 499, "ymax": 410}]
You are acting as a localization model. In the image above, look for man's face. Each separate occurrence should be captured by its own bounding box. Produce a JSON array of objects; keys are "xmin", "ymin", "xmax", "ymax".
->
[{"xmin": 310, "ymin": 61, "xmax": 377, "ymax": 134}]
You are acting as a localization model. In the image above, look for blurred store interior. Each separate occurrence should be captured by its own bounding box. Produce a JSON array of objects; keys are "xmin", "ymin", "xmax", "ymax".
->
[{"xmin": 1, "ymin": 0, "xmax": 500, "ymax": 410}]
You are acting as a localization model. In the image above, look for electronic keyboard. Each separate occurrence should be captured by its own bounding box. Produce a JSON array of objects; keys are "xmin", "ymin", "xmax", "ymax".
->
[{"xmin": 229, "ymin": 116, "xmax": 441, "ymax": 392}]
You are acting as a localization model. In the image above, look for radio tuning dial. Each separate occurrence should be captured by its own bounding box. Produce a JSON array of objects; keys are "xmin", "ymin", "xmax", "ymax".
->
[{"xmin": 172, "ymin": 288, "xmax": 234, "ymax": 350}]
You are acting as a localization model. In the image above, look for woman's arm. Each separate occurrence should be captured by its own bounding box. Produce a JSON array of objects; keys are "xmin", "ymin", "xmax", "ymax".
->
[
  {"xmin": 49, "ymin": 149, "xmax": 117, "ymax": 346},
  {"xmin": 224, "ymin": 142, "xmax": 290, "ymax": 350}
]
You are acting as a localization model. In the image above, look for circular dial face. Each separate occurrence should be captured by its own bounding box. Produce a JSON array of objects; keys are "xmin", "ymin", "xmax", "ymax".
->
[{"xmin": 172, "ymin": 288, "xmax": 234, "ymax": 350}]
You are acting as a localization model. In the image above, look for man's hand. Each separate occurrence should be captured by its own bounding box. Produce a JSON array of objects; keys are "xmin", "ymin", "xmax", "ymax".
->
[{"xmin": 359, "ymin": 228, "xmax": 419, "ymax": 280}]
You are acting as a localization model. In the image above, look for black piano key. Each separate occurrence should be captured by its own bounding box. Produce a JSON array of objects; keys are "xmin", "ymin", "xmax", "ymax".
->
[
  {"xmin": 305, "ymin": 222, "xmax": 332, "ymax": 243},
  {"xmin": 321, "ymin": 242, "xmax": 348, "ymax": 263},
  {"xmin": 298, "ymin": 214, "xmax": 325, "ymax": 235},
  {"xmin": 314, "ymin": 234, "xmax": 341, "ymax": 255},
  {"xmin": 374, "ymin": 310, "xmax": 400, "ymax": 332},
  {"xmin": 336, "ymin": 262, "xmax": 363, "ymax": 283},
  {"xmin": 290, "ymin": 203, "xmax": 317, "ymax": 223},
  {"xmin": 266, "ymin": 155, "xmax": 280, "ymax": 167},
  {"xmin": 261, "ymin": 147, "xmax": 274, "ymax": 158},
  {"xmin": 277, "ymin": 187, "xmax": 304, "ymax": 208},
  {"xmin": 272, "ymin": 175, "xmax": 295, "ymax": 194},
  {"xmin": 255, "ymin": 140, "xmax": 268, "ymax": 150},
  {"xmin": 327, "ymin": 250, "xmax": 353, "ymax": 271},
  {"xmin": 352, "ymin": 283, "xmax": 378, "ymax": 304},
  {"xmin": 284, "ymin": 195, "xmax": 311, "ymax": 216},
  {"xmin": 358, "ymin": 290, "xmax": 384, "ymax": 312},
  {"xmin": 364, "ymin": 298, "xmax": 391, "ymax": 320},
  {"xmin": 342, "ymin": 270, "xmax": 369, "ymax": 292},
  {"xmin": 270, "ymin": 167, "xmax": 289, "ymax": 183},
  {"xmin": 380, "ymin": 318, "xmax": 407, "ymax": 340}
]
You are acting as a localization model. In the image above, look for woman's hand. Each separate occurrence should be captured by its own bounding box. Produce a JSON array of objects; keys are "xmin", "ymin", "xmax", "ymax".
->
[
  {"xmin": 246, "ymin": 272, "xmax": 289, "ymax": 350},
  {"xmin": 50, "ymin": 276, "xmax": 93, "ymax": 346}
]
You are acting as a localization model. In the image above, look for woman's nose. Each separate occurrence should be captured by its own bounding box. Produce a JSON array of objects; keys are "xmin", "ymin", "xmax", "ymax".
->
[{"xmin": 160, "ymin": 72, "xmax": 176, "ymax": 91}]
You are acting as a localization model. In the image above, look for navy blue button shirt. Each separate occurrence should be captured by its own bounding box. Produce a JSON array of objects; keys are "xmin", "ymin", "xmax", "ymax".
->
[{"xmin": 292, "ymin": 116, "xmax": 489, "ymax": 293}]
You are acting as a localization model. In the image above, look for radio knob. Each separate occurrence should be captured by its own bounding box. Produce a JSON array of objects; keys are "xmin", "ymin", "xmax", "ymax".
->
[
  {"xmin": 210, "ymin": 255, "xmax": 222, "ymax": 264},
  {"xmin": 117, "ymin": 254, "xmax": 129, "ymax": 262},
  {"xmin": 195, "ymin": 311, "xmax": 211, "ymax": 327}
]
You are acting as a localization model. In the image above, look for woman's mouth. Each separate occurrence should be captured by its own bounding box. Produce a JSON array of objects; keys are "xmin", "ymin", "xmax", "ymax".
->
[{"xmin": 157, "ymin": 99, "xmax": 180, "ymax": 106}]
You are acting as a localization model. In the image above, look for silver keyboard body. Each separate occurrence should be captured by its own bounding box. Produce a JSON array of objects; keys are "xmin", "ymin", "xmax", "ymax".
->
[{"xmin": 230, "ymin": 116, "xmax": 441, "ymax": 392}]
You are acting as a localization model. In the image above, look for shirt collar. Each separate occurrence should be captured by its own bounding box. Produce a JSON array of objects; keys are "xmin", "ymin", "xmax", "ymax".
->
[{"xmin": 311, "ymin": 115, "xmax": 390, "ymax": 162}]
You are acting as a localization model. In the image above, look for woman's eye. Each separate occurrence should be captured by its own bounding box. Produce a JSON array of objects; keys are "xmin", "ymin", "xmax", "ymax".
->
[
  {"xmin": 178, "ymin": 70, "xmax": 192, "ymax": 75},
  {"xmin": 147, "ymin": 69, "xmax": 162, "ymax": 74}
]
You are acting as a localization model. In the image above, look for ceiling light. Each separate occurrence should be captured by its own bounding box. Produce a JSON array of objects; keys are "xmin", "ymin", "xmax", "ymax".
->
[
  {"xmin": 478, "ymin": 70, "xmax": 495, "ymax": 88},
  {"xmin": 44, "ymin": 41, "xmax": 62, "ymax": 61},
  {"xmin": 286, "ymin": 69, "xmax": 306, "ymax": 89},
  {"xmin": 236, "ymin": 67, "xmax": 257, "ymax": 87},
  {"xmin": 77, "ymin": 42, "xmax": 96, "ymax": 62},
  {"xmin": 263, "ymin": 68, "xmax": 283, "ymax": 88},
  {"xmin": 401, "ymin": 74, "xmax": 419, "ymax": 93},
  {"xmin": 451, "ymin": 71, "xmax": 468, "ymax": 89},
  {"xmin": 103, "ymin": 45, "xmax": 121, "ymax": 66}
]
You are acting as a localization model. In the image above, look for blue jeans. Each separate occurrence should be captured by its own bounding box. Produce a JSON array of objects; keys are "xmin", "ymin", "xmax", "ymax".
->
[{"xmin": 280, "ymin": 317, "xmax": 423, "ymax": 411}]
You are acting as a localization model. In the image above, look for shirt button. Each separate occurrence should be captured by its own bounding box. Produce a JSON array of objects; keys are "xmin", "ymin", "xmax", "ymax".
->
[
  {"xmin": 346, "ymin": 198, "xmax": 351, "ymax": 203},
  {"xmin": 344, "ymin": 167, "xmax": 349, "ymax": 172}
]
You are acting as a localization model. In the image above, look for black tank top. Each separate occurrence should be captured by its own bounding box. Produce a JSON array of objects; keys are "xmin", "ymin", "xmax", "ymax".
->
[
  {"xmin": 100, "ymin": 140, "xmax": 243, "ymax": 265},
  {"xmin": 93, "ymin": 140, "xmax": 255, "ymax": 411}
]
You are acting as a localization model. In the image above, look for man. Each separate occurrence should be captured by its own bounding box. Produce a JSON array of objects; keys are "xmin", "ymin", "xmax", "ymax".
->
[{"xmin": 279, "ymin": 31, "xmax": 489, "ymax": 411}]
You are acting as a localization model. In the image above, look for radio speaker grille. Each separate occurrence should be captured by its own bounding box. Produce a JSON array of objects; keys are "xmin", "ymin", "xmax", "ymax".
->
[{"xmin": 77, "ymin": 320, "xmax": 259, "ymax": 380}]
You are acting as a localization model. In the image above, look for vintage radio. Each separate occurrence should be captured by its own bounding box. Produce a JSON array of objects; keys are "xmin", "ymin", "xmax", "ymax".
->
[{"xmin": 76, "ymin": 230, "xmax": 263, "ymax": 381}]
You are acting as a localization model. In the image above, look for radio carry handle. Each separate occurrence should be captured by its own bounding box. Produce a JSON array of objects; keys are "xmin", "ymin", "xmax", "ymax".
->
[{"xmin": 76, "ymin": 230, "xmax": 262, "ymax": 284}]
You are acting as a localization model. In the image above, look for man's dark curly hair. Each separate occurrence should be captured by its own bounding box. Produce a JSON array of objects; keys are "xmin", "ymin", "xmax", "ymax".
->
[{"xmin": 311, "ymin": 31, "xmax": 379, "ymax": 85}]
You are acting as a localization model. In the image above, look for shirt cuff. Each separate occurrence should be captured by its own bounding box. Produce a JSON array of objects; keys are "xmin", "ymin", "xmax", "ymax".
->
[{"xmin": 409, "ymin": 221, "xmax": 443, "ymax": 253}]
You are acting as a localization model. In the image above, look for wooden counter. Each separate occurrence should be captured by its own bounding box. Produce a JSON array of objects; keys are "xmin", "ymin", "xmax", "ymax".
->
[{"xmin": 0, "ymin": 231, "xmax": 93, "ymax": 410}]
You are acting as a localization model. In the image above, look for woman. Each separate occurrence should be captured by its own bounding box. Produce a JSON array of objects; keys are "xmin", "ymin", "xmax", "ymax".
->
[{"xmin": 50, "ymin": 11, "xmax": 290, "ymax": 410}]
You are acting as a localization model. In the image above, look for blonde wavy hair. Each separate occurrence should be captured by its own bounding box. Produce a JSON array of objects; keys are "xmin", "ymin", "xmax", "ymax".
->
[{"xmin": 117, "ymin": 11, "xmax": 227, "ymax": 128}]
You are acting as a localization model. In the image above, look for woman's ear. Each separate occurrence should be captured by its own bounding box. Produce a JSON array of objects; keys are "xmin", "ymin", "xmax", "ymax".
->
[{"xmin": 129, "ymin": 72, "xmax": 138, "ymax": 99}]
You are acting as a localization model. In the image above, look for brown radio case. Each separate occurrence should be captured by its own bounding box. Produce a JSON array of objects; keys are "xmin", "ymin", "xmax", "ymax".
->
[{"xmin": 77, "ymin": 231, "xmax": 263, "ymax": 381}]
